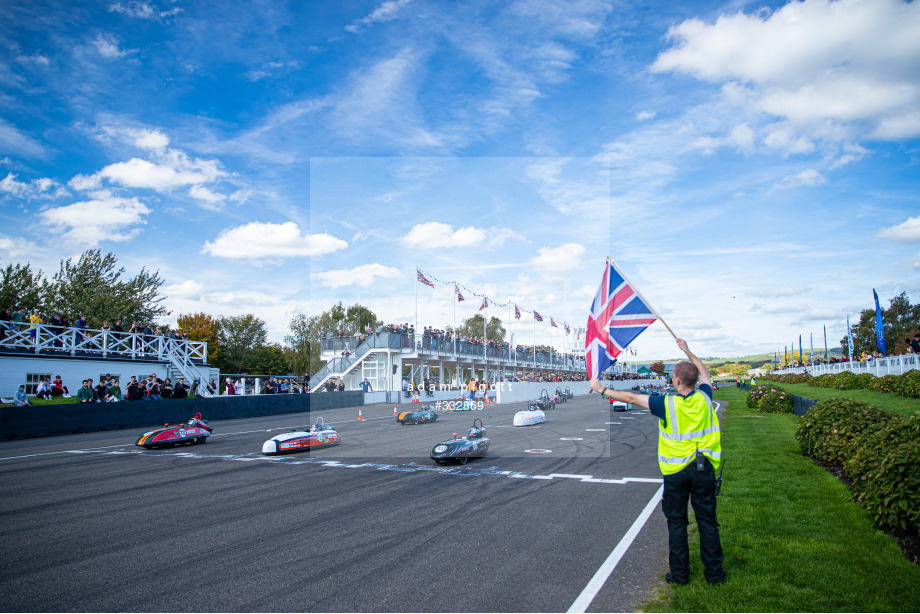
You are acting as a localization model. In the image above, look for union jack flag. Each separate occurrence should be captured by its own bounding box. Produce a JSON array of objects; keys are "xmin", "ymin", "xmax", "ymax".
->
[
  {"xmin": 564, "ymin": 322, "xmax": 571, "ymax": 335},
  {"xmin": 514, "ymin": 305, "xmax": 521, "ymax": 320},
  {"xmin": 479, "ymin": 296, "xmax": 488, "ymax": 311},
  {"xmin": 533, "ymin": 311, "xmax": 543, "ymax": 322},
  {"xmin": 550, "ymin": 318, "xmax": 558, "ymax": 328},
  {"xmin": 455, "ymin": 284, "xmax": 464, "ymax": 302},
  {"xmin": 586, "ymin": 261, "xmax": 657, "ymax": 379},
  {"xmin": 416, "ymin": 269, "xmax": 434, "ymax": 288}
]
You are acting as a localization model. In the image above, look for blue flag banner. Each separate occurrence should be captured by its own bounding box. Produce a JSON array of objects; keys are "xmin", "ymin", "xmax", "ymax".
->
[
  {"xmin": 810, "ymin": 333, "xmax": 814, "ymax": 366},
  {"xmin": 847, "ymin": 314, "xmax": 854, "ymax": 361},
  {"xmin": 873, "ymin": 289, "xmax": 887, "ymax": 355},
  {"xmin": 799, "ymin": 335, "xmax": 802, "ymax": 366}
]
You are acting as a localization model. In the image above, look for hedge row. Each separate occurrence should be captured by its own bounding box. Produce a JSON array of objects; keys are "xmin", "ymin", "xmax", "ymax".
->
[
  {"xmin": 746, "ymin": 384, "xmax": 793, "ymax": 413},
  {"xmin": 763, "ymin": 369, "xmax": 920, "ymax": 398},
  {"xmin": 795, "ymin": 398, "xmax": 920, "ymax": 533}
]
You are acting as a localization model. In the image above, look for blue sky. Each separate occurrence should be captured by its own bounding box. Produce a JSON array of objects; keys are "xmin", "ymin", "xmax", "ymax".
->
[{"xmin": 1, "ymin": 0, "xmax": 918, "ymax": 361}]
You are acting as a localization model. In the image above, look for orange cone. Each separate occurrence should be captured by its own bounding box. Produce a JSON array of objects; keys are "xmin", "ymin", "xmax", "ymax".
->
[
  {"xmin": 358, "ymin": 408, "xmax": 364, "ymax": 421},
  {"xmin": 393, "ymin": 406, "xmax": 398, "ymax": 416}
]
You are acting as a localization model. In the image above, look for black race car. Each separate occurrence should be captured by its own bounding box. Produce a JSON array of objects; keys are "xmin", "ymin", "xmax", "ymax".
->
[
  {"xmin": 530, "ymin": 388, "xmax": 556, "ymax": 411},
  {"xmin": 430, "ymin": 419, "xmax": 490, "ymax": 465},
  {"xmin": 397, "ymin": 405, "xmax": 439, "ymax": 425}
]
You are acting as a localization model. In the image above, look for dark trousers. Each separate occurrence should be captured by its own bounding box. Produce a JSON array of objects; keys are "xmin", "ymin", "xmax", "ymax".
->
[{"xmin": 662, "ymin": 460, "xmax": 726, "ymax": 584}]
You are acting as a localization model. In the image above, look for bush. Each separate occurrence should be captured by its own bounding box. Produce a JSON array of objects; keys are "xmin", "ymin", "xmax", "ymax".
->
[
  {"xmin": 758, "ymin": 390, "xmax": 793, "ymax": 413},
  {"xmin": 763, "ymin": 373, "xmax": 810, "ymax": 384},
  {"xmin": 747, "ymin": 384, "xmax": 781, "ymax": 408},
  {"xmin": 867, "ymin": 374, "xmax": 899, "ymax": 394},
  {"xmin": 794, "ymin": 398, "xmax": 892, "ymax": 464},
  {"xmin": 893, "ymin": 369, "xmax": 920, "ymax": 399},
  {"xmin": 855, "ymin": 438, "xmax": 920, "ymax": 532},
  {"xmin": 843, "ymin": 415, "xmax": 915, "ymax": 482}
]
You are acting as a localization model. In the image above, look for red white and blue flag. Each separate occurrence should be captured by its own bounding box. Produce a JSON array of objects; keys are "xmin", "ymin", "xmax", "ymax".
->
[
  {"xmin": 455, "ymin": 284, "xmax": 464, "ymax": 302},
  {"xmin": 564, "ymin": 322, "xmax": 571, "ymax": 335},
  {"xmin": 586, "ymin": 260, "xmax": 657, "ymax": 379},
  {"xmin": 514, "ymin": 305, "xmax": 521, "ymax": 320},
  {"xmin": 550, "ymin": 317, "xmax": 558, "ymax": 328},
  {"xmin": 417, "ymin": 269, "xmax": 435, "ymax": 288},
  {"xmin": 479, "ymin": 297, "xmax": 488, "ymax": 311},
  {"xmin": 533, "ymin": 311, "xmax": 543, "ymax": 322}
]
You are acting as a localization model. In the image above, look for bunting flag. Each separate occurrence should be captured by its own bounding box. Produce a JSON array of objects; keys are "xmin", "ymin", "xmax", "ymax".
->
[
  {"xmin": 550, "ymin": 318, "xmax": 558, "ymax": 328},
  {"xmin": 585, "ymin": 260, "xmax": 657, "ymax": 379},
  {"xmin": 455, "ymin": 284, "xmax": 464, "ymax": 302},
  {"xmin": 514, "ymin": 305, "xmax": 521, "ymax": 320},
  {"xmin": 533, "ymin": 311, "xmax": 543, "ymax": 322},
  {"xmin": 873, "ymin": 289, "xmax": 887, "ymax": 355},
  {"xmin": 416, "ymin": 269, "xmax": 435, "ymax": 288},
  {"xmin": 564, "ymin": 322, "xmax": 571, "ymax": 334},
  {"xmin": 479, "ymin": 296, "xmax": 488, "ymax": 311}
]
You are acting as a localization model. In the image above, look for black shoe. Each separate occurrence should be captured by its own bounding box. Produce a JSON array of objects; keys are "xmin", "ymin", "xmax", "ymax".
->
[
  {"xmin": 665, "ymin": 573, "xmax": 688, "ymax": 585},
  {"xmin": 708, "ymin": 575, "xmax": 726, "ymax": 585}
]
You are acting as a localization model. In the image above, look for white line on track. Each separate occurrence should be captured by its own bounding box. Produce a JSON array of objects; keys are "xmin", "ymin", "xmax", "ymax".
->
[
  {"xmin": 0, "ymin": 416, "xmax": 392, "ymax": 461},
  {"xmin": 567, "ymin": 484, "xmax": 664, "ymax": 613}
]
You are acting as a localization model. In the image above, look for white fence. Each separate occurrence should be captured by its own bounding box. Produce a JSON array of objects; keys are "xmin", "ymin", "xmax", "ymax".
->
[{"xmin": 773, "ymin": 353, "xmax": 918, "ymax": 377}]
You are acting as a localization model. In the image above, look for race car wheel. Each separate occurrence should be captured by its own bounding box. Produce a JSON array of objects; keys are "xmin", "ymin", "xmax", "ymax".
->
[
  {"xmin": 434, "ymin": 459, "xmax": 446, "ymax": 465},
  {"xmin": 459, "ymin": 457, "xmax": 468, "ymax": 465}
]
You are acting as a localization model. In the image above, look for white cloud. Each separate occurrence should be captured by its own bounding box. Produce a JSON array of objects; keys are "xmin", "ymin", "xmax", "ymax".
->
[
  {"xmin": 400, "ymin": 222, "xmax": 522, "ymax": 249},
  {"xmin": 133, "ymin": 129, "xmax": 169, "ymax": 152},
  {"xmin": 0, "ymin": 235, "xmax": 38, "ymax": 259},
  {"xmin": 108, "ymin": 2, "xmax": 179, "ymax": 19},
  {"xmin": 901, "ymin": 253, "xmax": 920, "ymax": 269},
  {"xmin": 228, "ymin": 189, "xmax": 252, "ymax": 203},
  {"xmin": 748, "ymin": 285, "xmax": 812, "ymax": 298},
  {"xmin": 188, "ymin": 185, "xmax": 226, "ymax": 209},
  {"xmin": 652, "ymin": 0, "xmax": 920, "ymax": 143},
  {"xmin": 163, "ymin": 279, "xmax": 204, "ymax": 300},
  {"xmin": 529, "ymin": 243, "xmax": 586, "ymax": 273},
  {"xmin": 15, "ymin": 53, "xmax": 50, "ymax": 67},
  {"xmin": 315, "ymin": 263, "xmax": 403, "ymax": 288},
  {"xmin": 773, "ymin": 169, "xmax": 826, "ymax": 190},
  {"xmin": 202, "ymin": 222, "xmax": 348, "ymax": 260},
  {"xmin": 345, "ymin": 0, "xmax": 412, "ymax": 33},
  {"xmin": 38, "ymin": 196, "xmax": 149, "ymax": 245},
  {"xmin": 0, "ymin": 119, "xmax": 46, "ymax": 159},
  {"xmin": 205, "ymin": 290, "xmax": 277, "ymax": 307},
  {"xmin": 68, "ymin": 173, "xmax": 102, "ymax": 191},
  {"xmin": 95, "ymin": 150, "xmax": 226, "ymax": 191},
  {"xmin": 877, "ymin": 215, "xmax": 920, "ymax": 242},
  {"xmin": 636, "ymin": 111, "xmax": 655, "ymax": 121},
  {"xmin": 93, "ymin": 33, "xmax": 135, "ymax": 59},
  {"xmin": 0, "ymin": 173, "xmax": 67, "ymax": 199}
]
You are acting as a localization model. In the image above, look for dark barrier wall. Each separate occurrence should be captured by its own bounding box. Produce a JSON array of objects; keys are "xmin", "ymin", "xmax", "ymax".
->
[
  {"xmin": 791, "ymin": 394, "xmax": 819, "ymax": 417},
  {"xmin": 0, "ymin": 391, "xmax": 365, "ymax": 441}
]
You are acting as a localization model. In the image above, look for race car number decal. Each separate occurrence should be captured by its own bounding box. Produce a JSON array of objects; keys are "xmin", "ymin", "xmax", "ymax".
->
[
  {"xmin": 179, "ymin": 429, "xmax": 187, "ymax": 437},
  {"xmin": 433, "ymin": 445, "xmax": 448, "ymax": 454}
]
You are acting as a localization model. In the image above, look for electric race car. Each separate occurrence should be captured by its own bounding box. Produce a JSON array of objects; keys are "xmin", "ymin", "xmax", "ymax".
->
[
  {"xmin": 430, "ymin": 419, "xmax": 490, "ymax": 465},
  {"xmin": 262, "ymin": 417, "xmax": 341, "ymax": 455},
  {"xmin": 513, "ymin": 400, "xmax": 546, "ymax": 426},
  {"xmin": 609, "ymin": 397, "xmax": 631, "ymax": 412},
  {"xmin": 561, "ymin": 386, "xmax": 574, "ymax": 402},
  {"xmin": 396, "ymin": 406, "xmax": 439, "ymax": 425},
  {"xmin": 136, "ymin": 413, "xmax": 212, "ymax": 449},
  {"xmin": 530, "ymin": 389, "xmax": 556, "ymax": 411}
]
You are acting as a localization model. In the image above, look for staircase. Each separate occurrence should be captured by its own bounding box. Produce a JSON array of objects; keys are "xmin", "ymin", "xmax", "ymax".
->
[
  {"xmin": 309, "ymin": 338, "xmax": 375, "ymax": 391},
  {"xmin": 163, "ymin": 339, "xmax": 213, "ymax": 397}
]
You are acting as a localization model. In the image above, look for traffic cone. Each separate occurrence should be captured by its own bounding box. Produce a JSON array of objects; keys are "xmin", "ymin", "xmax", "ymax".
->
[
  {"xmin": 357, "ymin": 408, "xmax": 364, "ymax": 421},
  {"xmin": 393, "ymin": 406, "xmax": 398, "ymax": 416}
]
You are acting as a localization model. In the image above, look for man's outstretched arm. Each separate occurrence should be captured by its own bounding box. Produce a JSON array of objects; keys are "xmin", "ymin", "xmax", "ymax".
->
[
  {"xmin": 589, "ymin": 378, "xmax": 650, "ymax": 410},
  {"xmin": 677, "ymin": 338, "xmax": 710, "ymax": 387}
]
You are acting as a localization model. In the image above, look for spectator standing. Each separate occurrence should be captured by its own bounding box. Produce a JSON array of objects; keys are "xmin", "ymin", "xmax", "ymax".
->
[
  {"xmin": 359, "ymin": 378, "xmax": 372, "ymax": 392},
  {"xmin": 911, "ymin": 333, "xmax": 920, "ymax": 355},
  {"xmin": 225, "ymin": 378, "xmax": 236, "ymax": 395},
  {"xmin": 0, "ymin": 307, "xmax": 11, "ymax": 341},
  {"xmin": 337, "ymin": 379, "xmax": 345, "ymax": 392},
  {"xmin": 11, "ymin": 306, "xmax": 25, "ymax": 332},
  {"xmin": 14, "ymin": 385, "xmax": 31, "ymax": 406},
  {"xmin": 28, "ymin": 309, "xmax": 41, "ymax": 342}
]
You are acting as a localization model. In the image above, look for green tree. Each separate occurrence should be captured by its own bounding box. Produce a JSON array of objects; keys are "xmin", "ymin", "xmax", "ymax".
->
[
  {"xmin": 0, "ymin": 262, "xmax": 50, "ymax": 311},
  {"xmin": 217, "ymin": 314, "xmax": 268, "ymax": 373},
  {"xmin": 841, "ymin": 291, "xmax": 919, "ymax": 356},
  {"xmin": 46, "ymin": 250, "xmax": 167, "ymax": 327},
  {"xmin": 177, "ymin": 312, "xmax": 221, "ymax": 364},
  {"xmin": 456, "ymin": 314, "xmax": 506, "ymax": 342},
  {"xmin": 249, "ymin": 343, "xmax": 289, "ymax": 375}
]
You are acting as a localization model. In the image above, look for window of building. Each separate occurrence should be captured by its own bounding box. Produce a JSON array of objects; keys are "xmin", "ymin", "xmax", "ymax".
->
[{"xmin": 26, "ymin": 373, "xmax": 52, "ymax": 395}]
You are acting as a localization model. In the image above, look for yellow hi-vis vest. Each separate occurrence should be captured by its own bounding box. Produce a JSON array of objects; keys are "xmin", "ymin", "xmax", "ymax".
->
[{"xmin": 657, "ymin": 391, "xmax": 721, "ymax": 475}]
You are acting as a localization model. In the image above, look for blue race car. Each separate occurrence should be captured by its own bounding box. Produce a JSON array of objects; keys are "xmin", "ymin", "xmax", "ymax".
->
[{"xmin": 430, "ymin": 419, "xmax": 490, "ymax": 465}]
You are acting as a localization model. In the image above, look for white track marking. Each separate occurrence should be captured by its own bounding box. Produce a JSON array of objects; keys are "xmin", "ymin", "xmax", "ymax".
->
[
  {"xmin": 567, "ymin": 484, "xmax": 664, "ymax": 613},
  {"xmin": 605, "ymin": 422, "xmax": 622, "ymax": 425},
  {"xmin": 585, "ymin": 429, "xmax": 606, "ymax": 432}
]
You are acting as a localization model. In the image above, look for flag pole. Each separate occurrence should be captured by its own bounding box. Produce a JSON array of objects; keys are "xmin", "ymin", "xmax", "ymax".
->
[{"xmin": 607, "ymin": 258, "xmax": 678, "ymax": 340}]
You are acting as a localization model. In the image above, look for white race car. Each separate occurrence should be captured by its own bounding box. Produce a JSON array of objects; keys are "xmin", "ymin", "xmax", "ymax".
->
[
  {"xmin": 262, "ymin": 417, "xmax": 341, "ymax": 455},
  {"xmin": 513, "ymin": 400, "xmax": 547, "ymax": 426}
]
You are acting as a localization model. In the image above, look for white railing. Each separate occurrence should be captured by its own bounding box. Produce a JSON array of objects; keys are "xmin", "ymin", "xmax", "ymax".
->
[
  {"xmin": 773, "ymin": 353, "xmax": 918, "ymax": 377},
  {"xmin": 0, "ymin": 323, "xmax": 208, "ymax": 364}
]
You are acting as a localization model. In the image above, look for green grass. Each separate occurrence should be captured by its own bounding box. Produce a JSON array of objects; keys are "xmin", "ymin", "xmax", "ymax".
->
[
  {"xmin": 771, "ymin": 382, "xmax": 920, "ymax": 417},
  {"xmin": 642, "ymin": 386, "xmax": 920, "ymax": 613}
]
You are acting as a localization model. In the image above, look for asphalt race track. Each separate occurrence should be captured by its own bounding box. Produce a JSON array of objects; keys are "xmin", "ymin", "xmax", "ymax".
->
[{"xmin": 0, "ymin": 393, "xmax": 716, "ymax": 612}]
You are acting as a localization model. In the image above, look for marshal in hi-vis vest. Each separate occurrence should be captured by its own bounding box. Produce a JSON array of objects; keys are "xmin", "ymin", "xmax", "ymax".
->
[{"xmin": 657, "ymin": 391, "xmax": 721, "ymax": 475}]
